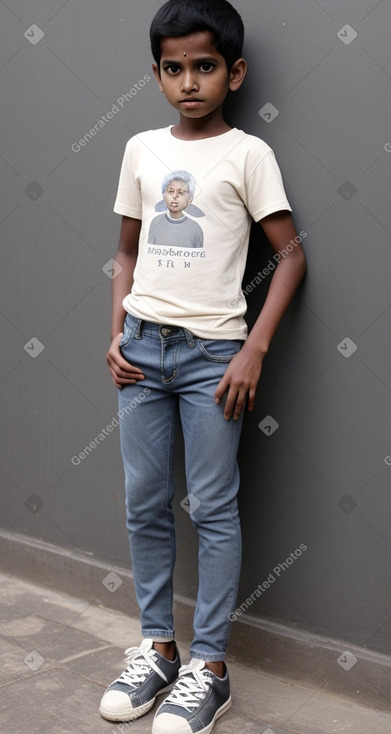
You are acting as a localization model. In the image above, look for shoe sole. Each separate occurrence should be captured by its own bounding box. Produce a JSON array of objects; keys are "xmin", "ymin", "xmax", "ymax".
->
[
  {"xmin": 99, "ymin": 684, "xmax": 173, "ymax": 722},
  {"xmin": 152, "ymin": 695, "xmax": 232, "ymax": 734}
]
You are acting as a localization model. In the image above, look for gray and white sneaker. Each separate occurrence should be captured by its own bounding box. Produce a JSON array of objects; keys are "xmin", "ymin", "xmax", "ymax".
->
[
  {"xmin": 99, "ymin": 638, "xmax": 181, "ymax": 722},
  {"xmin": 152, "ymin": 658, "xmax": 231, "ymax": 734}
]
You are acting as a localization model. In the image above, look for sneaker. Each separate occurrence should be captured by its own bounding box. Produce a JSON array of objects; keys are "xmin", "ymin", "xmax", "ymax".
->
[
  {"xmin": 152, "ymin": 658, "xmax": 231, "ymax": 734},
  {"xmin": 99, "ymin": 638, "xmax": 181, "ymax": 722}
]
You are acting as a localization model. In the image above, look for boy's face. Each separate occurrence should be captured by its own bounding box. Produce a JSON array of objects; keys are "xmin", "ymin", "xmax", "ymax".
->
[
  {"xmin": 153, "ymin": 31, "xmax": 239, "ymax": 121},
  {"xmin": 163, "ymin": 180, "xmax": 192, "ymax": 217}
]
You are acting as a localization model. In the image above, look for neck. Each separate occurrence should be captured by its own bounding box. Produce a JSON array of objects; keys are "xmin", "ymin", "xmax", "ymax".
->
[
  {"xmin": 166, "ymin": 210, "xmax": 185, "ymax": 220},
  {"xmin": 171, "ymin": 109, "xmax": 231, "ymax": 141}
]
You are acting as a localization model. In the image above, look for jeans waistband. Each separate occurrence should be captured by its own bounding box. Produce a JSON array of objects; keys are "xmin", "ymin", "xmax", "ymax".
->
[{"xmin": 126, "ymin": 313, "xmax": 196, "ymax": 347}]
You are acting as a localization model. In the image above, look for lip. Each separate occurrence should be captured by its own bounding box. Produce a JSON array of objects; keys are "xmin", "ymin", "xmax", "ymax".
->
[{"xmin": 179, "ymin": 99, "xmax": 203, "ymax": 106}]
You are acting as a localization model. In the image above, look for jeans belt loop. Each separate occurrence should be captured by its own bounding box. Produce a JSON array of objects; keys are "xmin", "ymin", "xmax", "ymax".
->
[
  {"xmin": 134, "ymin": 319, "xmax": 144, "ymax": 339},
  {"xmin": 185, "ymin": 329, "xmax": 195, "ymax": 348}
]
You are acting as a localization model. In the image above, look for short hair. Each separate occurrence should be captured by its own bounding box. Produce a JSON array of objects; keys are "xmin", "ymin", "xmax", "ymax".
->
[
  {"xmin": 150, "ymin": 0, "xmax": 244, "ymax": 72},
  {"xmin": 162, "ymin": 171, "xmax": 196, "ymax": 198}
]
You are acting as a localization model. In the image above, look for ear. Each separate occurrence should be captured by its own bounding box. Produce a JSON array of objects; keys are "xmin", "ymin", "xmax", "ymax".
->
[
  {"xmin": 228, "ymin": 58, "xmax": 247, "ymax": 92},
  {"xmin": 152, "ymin": 63, "xmax": 165, "ymax": 93}
]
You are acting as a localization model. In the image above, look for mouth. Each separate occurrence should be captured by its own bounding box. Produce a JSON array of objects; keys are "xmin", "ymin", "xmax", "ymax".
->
[{"xmin": 179, "ymin": 98, "xmax": 203, "ymax": 106}]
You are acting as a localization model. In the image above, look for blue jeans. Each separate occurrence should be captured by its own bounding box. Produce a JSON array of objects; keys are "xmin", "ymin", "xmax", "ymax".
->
[{"xmin": 118, "ymin": 313, "xmax": 244, "ymax": 662}]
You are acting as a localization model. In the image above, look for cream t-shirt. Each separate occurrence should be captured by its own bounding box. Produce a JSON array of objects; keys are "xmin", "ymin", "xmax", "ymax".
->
[{"xmin": 114, "ymin": 125, "xmax": 291, "ymax": 340}]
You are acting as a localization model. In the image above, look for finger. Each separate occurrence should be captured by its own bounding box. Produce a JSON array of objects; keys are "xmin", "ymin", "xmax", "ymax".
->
[
  {"xmin": 215, "ymin": 375, "xmax": 229, "ymax": 404},
  {"xmin": 117, "ymin": 358, "xmax": 144, "ymax": 379},
  {"xmin": 114, "ymin": 369, "xmax": 144, "ymax": 385},
  {"xmin": 108, "ymin": 361, "xmax": 143, "ymax": 386},
  {"xmin": 233, "ymin": 391, "xmax": 246, "ymax": 421},
  {"xmin": 116, "ymin": 375, "xmax": 142, "ymax": 385},
  {"xmin": 112, "ymin": 352, "xmax": 145, "ymax": 376},
  {"xmin": 108, "ymin": 352, "xmax": 145, "ymax": 379},
  {"xmin": 223, "ymin": 387, "xmax": 238, "ymax": 420},
  {"xmin": 110, "ymin": 366, "xmax": 143, "ymax": 384},
  {"xmin": 115, "ymin": 364, "xmax": 145, "ymax": 380},
  {"xmin": 247, "ymin": 385, "xmax": 256, "ymax": 413},
  {"xmin": 114, "ymin": 375, "xmax": 141, "ymax": 388},
  {"xmin": 108, "ymin": 337, "xmax": 145, "ymax": 375}
]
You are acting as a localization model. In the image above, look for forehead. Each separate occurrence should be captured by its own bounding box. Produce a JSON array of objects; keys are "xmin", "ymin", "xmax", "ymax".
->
[
  {"xmin": 166, "ymin": 180, "xmax": 189, "ymax": 190},
  {"xmin": 159, "ymin": 31, "xmax": 220, "ymax": 60}
]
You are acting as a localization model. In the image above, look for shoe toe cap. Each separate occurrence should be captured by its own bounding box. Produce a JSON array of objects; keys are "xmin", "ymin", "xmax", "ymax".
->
[
  {"xmin": 153, "ymin": 712, "xmax": 192, "ymax": 734},
  {"xmin": 99, "ymin": 690, "xmax": 133, "ymax": 720}
]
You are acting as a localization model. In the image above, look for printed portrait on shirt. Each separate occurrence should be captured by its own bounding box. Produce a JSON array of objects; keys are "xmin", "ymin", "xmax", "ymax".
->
[{"xmin": 148, "ymin": 170, "xmax": 205, "ymax": 248}]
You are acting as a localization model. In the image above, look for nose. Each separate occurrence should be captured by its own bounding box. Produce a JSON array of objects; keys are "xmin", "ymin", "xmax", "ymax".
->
[{"xmin": 181, "ymin": 69, "xmax": 198, "ymax": 93}]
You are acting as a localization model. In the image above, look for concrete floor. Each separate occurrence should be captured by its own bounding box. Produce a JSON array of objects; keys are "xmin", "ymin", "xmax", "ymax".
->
[{"xmin": 1, "ymin": 570, "xmax": 390, "ymax": 734}]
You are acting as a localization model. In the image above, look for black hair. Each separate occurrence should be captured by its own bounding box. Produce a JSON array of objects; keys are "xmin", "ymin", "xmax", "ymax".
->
[{"xmin": 150, "ymin": 0, "xmax": 244, "ymax": 71}]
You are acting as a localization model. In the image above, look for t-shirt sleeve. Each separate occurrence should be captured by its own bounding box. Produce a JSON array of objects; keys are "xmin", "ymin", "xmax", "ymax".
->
[
  {"xmin": 113, "ymin": 137, "xmax": 143, "ymax": 219},
  {"xmin": 244, "ymin": 146, "xmax": 292, "ymax": 221}
]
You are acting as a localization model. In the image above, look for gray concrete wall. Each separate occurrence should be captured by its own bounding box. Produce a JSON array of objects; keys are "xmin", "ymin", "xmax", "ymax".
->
[{"xmin": 1, "ymin": 0, "xmax": 391, "ymax": 656}]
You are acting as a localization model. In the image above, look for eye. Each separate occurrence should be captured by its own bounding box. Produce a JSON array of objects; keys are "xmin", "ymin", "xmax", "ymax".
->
[
  {"xmin": 163, "ymin": 64, "xmax": 181, "ymax": 75},
  {"xmin": 199, "ymin": 62, "xmax": 215, "ymax": 72}
]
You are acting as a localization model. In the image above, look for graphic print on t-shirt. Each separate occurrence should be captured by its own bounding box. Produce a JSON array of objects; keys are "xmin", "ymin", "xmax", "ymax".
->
[{"xmin": 148, "ymin": 170, "xmax": 205, "ymax": 249}]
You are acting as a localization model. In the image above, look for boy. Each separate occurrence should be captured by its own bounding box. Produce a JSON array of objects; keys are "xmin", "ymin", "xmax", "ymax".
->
[{"xmin": 101, "ymin": 1, "xmax": 307, "ymax": 733}]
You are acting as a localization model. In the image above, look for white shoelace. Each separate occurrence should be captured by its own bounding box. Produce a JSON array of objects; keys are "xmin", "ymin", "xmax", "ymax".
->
[
  {"xmin": 117, "ymin": 643, "xmax": 168, "ymax": 689},
  {"xmin": 163, "ymin": 663, "xmax": 212, "ymax": 712}
]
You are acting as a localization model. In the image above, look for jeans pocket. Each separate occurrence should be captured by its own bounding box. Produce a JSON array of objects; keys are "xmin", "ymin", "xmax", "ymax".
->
[
  {"xmin": 197, "ymin": 338, "xmax": 243, "ymax": 363},
  {"xmin": 119, "ymin": 313, "xmax": 134, "ymax": 348}
]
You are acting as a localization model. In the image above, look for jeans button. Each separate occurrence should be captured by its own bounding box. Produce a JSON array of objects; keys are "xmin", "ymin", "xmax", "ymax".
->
[{"xmin": 161, "ymin": 326, "xmax": 179, "ymax": 337}]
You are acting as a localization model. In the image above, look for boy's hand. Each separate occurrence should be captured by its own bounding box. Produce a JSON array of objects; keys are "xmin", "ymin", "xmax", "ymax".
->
[
  {"xmin": 214, "ymin": 344, "xmax": 264, "ymax": 421},
  {"xmin": 106, "ymin": 333, "xmax": 145, "ymax": 389}
]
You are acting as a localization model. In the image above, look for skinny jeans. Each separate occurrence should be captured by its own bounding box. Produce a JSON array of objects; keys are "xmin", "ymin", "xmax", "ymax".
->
[{"xmin": 118, "ymin": 313, "xmax": 244, "ymax": 662}]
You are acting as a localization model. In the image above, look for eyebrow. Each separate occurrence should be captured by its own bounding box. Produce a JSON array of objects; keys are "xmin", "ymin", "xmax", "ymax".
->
[{"xmin": 161, "ymin": 56, "xmax": 219, "ymax": 64}]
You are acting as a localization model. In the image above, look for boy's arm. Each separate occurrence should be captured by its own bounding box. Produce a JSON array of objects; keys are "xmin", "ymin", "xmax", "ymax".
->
[
  {"xmin": 215, "ymin": 211, "xmax": 307, "ymax": 420},
  {"xmin": 106, "ymin": 215, "xmax": 145, "ymax": 389}
]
